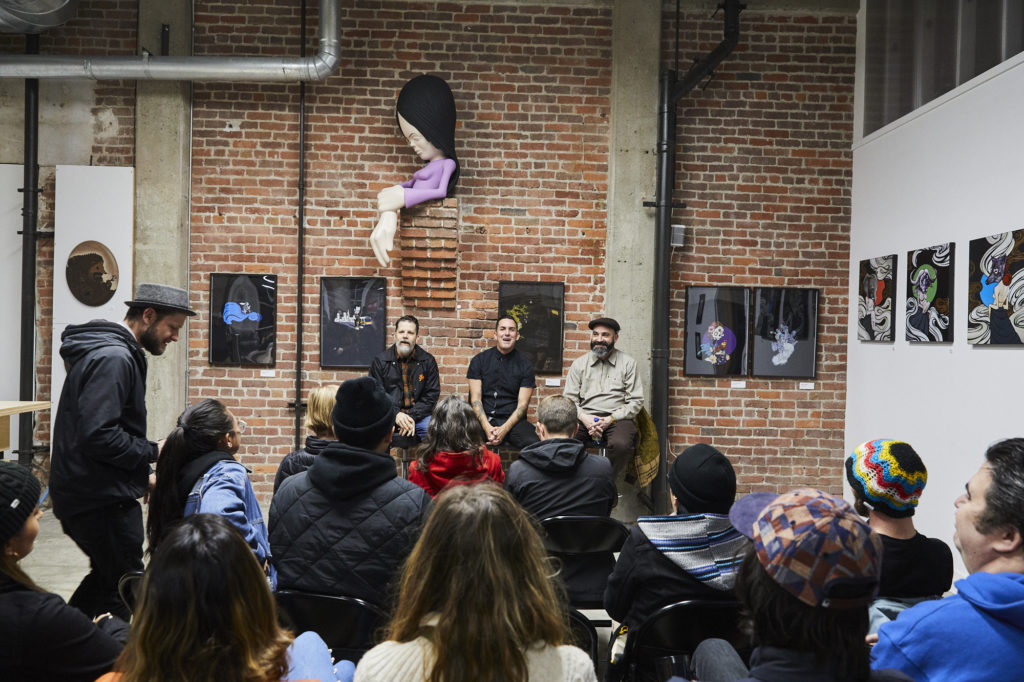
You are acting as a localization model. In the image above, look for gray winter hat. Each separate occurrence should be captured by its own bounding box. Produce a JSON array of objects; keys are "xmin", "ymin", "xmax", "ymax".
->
[{"xmin": 124, "ymin": 283, "xmax": 196, "ymax": 316}]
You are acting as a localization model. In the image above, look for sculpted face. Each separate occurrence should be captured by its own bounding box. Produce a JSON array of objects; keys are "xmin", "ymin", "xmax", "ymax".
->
[
  {"xmin": 398, "ymin": 113, "xmax": 444, "ymax": 163},
  {"xmin": 394, "ymin": 320, "xmax": 419, "ymax": 359}
]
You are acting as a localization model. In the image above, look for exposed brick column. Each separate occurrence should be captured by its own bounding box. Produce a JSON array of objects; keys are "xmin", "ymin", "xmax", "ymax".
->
[{"xmin": 399, "ymin": 198, "xmax": 458, "ymax": 310}]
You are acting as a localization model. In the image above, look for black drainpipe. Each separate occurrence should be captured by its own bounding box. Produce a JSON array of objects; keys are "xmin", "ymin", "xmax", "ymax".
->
[
  {"xmin": 651, "ymin": 0, "xmax": 741, "ymax": 512},
  {"xmin": 18, "ymin": 34, "xmax": 40, "ymax": 468},
  {"xmin": 292, "ymin": 0, "xmax": 308, "ymax": 449}
]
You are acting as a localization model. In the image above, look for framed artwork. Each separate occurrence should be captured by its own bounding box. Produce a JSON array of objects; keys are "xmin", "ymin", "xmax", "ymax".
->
[
  {"xmin": 750, "ymin": 288, "xmax": 818, "ymax": 379},
  {"xmin": 209, "ymin": 273, "xmax": 277, "ymax": 366},
  {"xmin": 967, "ymin": 229, "xmax": 1024, "ymax": 345},
  {"xmin": 684, "ymin": 286, "xmax": 749, "ymax": 377},
  {"xmin": 497, "ymin": 281, "xmax": 565, "ymax": 374},
  {"xmin": 857, "ymin": 254, "xmax": 896, "ymax": 342},
  {"xmin": 66, "ymin": 240, "xmax": 119, "ymax": 306},
  {"xmin": 320, "ymin": 277, "xmax": 387, "ymax": 367},
  {"xmin": 906, "ymin": 243, "xmax": 954, "ymax": 343}
]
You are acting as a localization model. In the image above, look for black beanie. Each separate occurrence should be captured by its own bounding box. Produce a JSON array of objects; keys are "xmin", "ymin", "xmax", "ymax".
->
[
  {"xmin": 667, "ymin": 444, "xmax": 737, "ymax": 515},
  {"xmin": 0, "ymin": 461, "xmax": 41, "ymax": 546},
  {"xmin": 332, "ymin": 377, "xmax": 397, "ymax": 449}
]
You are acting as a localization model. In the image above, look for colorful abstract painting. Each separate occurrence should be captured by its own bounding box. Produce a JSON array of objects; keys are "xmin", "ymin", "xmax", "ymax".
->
[
  {"xmin": 685, "ymin": 286, "xmax": 749, "ymax": 377},
  {"xmin": 751, "ymin": 288, "xmax": 818, "ymax": 378},
  {"xmin": 857, "ymin": 254, "xmax": 896, "ymax": 342},
  {"xmin": 967, "ymin": 230, "xmax": 1024, "ymax": 345},
  {"xmin": 905, "ymin": 243, "xmax": 954, "ymax": 343}
]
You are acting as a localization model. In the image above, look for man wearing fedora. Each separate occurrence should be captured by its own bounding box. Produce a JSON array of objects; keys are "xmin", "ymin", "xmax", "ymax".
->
[
  {"xmin": 563, "ymin": 316, "xmax": 644, "ymax": 476},
  {"xmin": 50, "ymin": 282, "xmax": 194, "ymax": 620}
]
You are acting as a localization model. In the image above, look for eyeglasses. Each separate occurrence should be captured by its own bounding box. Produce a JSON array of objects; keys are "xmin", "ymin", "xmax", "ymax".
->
[{"xmin": 236, "ymin": 419, "xmax": 247, "ymax": 435}]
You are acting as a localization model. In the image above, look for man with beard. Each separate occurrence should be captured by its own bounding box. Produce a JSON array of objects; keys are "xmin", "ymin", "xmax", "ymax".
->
[
  {"xmin": 50, "ymin": 283, "xmax": 193, "ymax": 620},
  {"xmin": 564, "ymin": 317, "xmax": 644, "ymax": 476},
  {"xmin": 369, "ymin": 314, "xmax": 440, "ymax": 442},
  {"xmin": 467, "ymin": 316, "xmax": 539, "ymax": 449}
]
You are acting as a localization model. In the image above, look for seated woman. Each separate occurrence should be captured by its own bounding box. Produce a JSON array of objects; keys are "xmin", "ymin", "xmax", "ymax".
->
[
  {"xmin": 0, "ymin": 461, "xmax": 129, "ymax": 682},
  {"xmin": 274, "ymin": 384, "xmax": 338, "ymax": 493},
  {"xmin": 407, "ymin": 395, "xmax": 504, "ymax": 497},
  {"xmin": 98, "ymin": 514, "xmax": 342, "ymax": 682},
  {"xmin": 354, "ymin": 484, "xmax": 596, "ymax": 682},
  {"xmin": 148, "ymin": 398, "xmax": 275, "ymax": 586}
]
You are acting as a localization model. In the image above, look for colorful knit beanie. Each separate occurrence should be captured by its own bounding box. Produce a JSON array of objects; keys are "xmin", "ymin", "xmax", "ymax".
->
[{"xmin": 845, "ymin": 439, "xmax": 927, "ymax": 518}]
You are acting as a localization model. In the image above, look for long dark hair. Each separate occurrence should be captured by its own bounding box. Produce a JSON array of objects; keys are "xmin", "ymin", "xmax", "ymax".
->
[
  {"xmin": 115, "ymin": 514, "xmax": 291, "ymax": 682},
  {"xmin": 735, "ymin": 548, "xmax": 872, "ymax": 681},
  {"xmin": 416, "ymin": 395, "xmax": 487, "ymax": 468},
  {"xmin": 386, "ymin": 485, "xmax": 566, "ymax": 682},
  {"xmin": 396, "ymin": 74, "xmax": 460, "ymax": 195},
  {"xmin": 147, "ymin": 398, "xmax": 233, "ymax": 555}
]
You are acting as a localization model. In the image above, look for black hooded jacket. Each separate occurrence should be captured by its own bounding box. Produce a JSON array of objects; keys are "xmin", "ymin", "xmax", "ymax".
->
[
  {"xmin": 368, "ymin": 345, "xmax": 440, "ymax": 423},
  {"xmin": 50, "ymin": 320, "xmax": 157, "ymax": 519},
  {"xmin": 273, "ymin": 435, "xmax": 332, "ymax": 493},
  {"xmin": 269, "ymin": 440, "xmax": 432, "ymax": 607}
]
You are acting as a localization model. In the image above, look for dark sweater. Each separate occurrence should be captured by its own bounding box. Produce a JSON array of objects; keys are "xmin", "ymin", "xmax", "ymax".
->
[
  {"xmin": 273, "ymin": 435, "xmax": 332, "ymax": 493},
  {"xmin": 878, "ymin": 532, "xmax": 954, "ymax": 598}
]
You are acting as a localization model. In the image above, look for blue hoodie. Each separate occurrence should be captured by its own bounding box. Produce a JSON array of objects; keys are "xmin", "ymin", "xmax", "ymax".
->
[{"xmin": 871, "ymin": 571, "xmax": 1024, "ymax": 681}]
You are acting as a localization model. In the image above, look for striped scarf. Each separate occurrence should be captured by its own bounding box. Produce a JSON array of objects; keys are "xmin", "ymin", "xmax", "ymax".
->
[{"xmin": 637, "ymin": 512, "xmax": 747, "ymax": 591}]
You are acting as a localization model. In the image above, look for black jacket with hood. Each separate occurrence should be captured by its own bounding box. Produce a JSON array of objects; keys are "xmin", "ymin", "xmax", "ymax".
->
[
  {"xmin": 50, "ymin": 320, "xmax": 157, "ymax": 519},
  {"xmin": 273, "ymin": 435, "xmax": 333, "ymax": 493},
  {"xmin": 269, "ymin": 440, "xmax": 432, "ymax": 607},
  {"xmin": 368, "ymin": 344, "xmax": 440, "ymax": 422}
]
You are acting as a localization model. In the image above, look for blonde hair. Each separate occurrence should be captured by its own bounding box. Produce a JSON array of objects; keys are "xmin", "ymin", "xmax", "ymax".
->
[{"xmin": 304, "ymin": 385, "xmax": 338, "ymax": 438}]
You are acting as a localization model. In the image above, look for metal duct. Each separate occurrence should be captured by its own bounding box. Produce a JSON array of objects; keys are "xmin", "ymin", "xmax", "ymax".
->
[
  {"xmin": 0, "ymin": 0, "xmax": 340, "ymax": 81},
  {"xmin": 0, "ymin": 0, "xmax": 79, "ymax": 34}
]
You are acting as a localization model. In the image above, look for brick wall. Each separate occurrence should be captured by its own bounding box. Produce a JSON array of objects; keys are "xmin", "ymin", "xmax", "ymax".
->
[{"xmin": 665, "ymin": 11, "xmax": 856, "ymax": 495}]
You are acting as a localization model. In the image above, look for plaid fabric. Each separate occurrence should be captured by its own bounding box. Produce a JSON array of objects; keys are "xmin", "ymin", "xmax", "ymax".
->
[
  {"xmin": 626, "ymin": 407, "xmax": 659, "ymax": 487},
  {"xmin": 753, "ymin": 488, "xmax": 882, "ymax": 609},
  {"xmin": 846, "ymin": 439, "xmax": 927, "ymax": 517},
  {"xmin": 399, "ymin": 357, "xmax": 415, "ymax": 410}
]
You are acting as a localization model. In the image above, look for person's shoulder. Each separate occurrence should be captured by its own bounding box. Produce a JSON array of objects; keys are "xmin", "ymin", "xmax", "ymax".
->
[
  {"xmin": 553, "ymin": 643, "xmax": 598, "ymax": 680},
  {"xmin": 355, "ymin": 638, "xmax": 432, "ymax": 680}
]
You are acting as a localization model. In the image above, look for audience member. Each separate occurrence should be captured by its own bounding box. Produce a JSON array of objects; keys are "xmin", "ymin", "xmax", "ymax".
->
[
  {"xmin": 564, "ymin": 317, "xmax": 644, "ymax": 476},
  {"xmin": 506, "ymin": 394, "xmax": 616, "ymax": 603},
  {"xmin": 147, "ymin": 398, "xmax": 274, "ymax": 586},
  {"xmin": 871, "ymin": 438, "xmax": 1024, "ymax": 680},
  {"xmin": 846, "ymin": 439, "xmax": 953, "ymax": 631},
  {"xmin": 408, "ymin": 395, "xmax": 505, "ymax": 497},
  {"xmin": 467, "ymin": 316, "xmax": 539, "ymax": 449},
  {"xmin": 98, "ymin": 514, "xmax": 339, "ymax": 682},
  {"xmin": 274, "ymin": 385, "xmax": 338, "ymax": 492},
  {"xmin": 270, "ymin": 377, "xmax": 431, "ymax": 606},
  {"xmin": 0, "ymin": 461, "xmax": 129, "ymax": 682},
  {"xmin": 354, "ymin": 484, "xmax": 597, "ymax": 682},
  {"xmin": 684, "ymin": 488, "xmax": 913, "ymax": 682},
  {"xmin": 369, "ymin": 315, "xmax": 440, "ymax": 442},
  {"xmin": 604, "ymin": 444, "xmax": 746, "ymax": 671},
  {"xmin": 50, "ymin": 282, "xmax": 194, "ymax": 619}
]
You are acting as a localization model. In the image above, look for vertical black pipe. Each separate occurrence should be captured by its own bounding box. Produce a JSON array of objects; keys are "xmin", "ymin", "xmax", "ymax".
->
[
  {"xmin": 18, "ymin": 34, "xmax": 40, "ymax": 468},
  {"xmin": 294, "ymin": 0, "xmax": 307, "ymax": 450}
]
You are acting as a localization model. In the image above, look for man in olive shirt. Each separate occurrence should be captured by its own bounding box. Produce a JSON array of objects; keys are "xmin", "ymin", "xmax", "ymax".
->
[{"xmin": 564, "ymin": 317, "xmax": 644, "ymax": 475}]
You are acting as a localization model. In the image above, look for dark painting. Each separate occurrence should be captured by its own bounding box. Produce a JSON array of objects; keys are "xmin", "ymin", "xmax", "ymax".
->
[
  {"xmin": 320, "ymin": 277, "xmax": 387, "ymax": 367},
  {"xmin": 209, "ymin": 273, "xmax": 276, "ymax": 366},
  {"xmin": 857, "ymin": 254, "xmax": 896, "ymax": 342},
  {"xmin": 751, "ymin": 288, "xmax": 818, "ymax": 379},
  {"xmin": 906, "ymin": 243, "xmax": 954, "ymax": 343},
  {"xmin": 967, "ymin": 230, "xmax": 1024, "ymax": 345},
  {"xmin": 66, "ymin": 240, "xmax": 119, "ymax": 306},
  {"xmin": 498, "ymin": 281, "xmax": 564, "ymax": 374},
  {"xmin": 685, "ymin": 286, "xmax": 749, "ymax": 377}
]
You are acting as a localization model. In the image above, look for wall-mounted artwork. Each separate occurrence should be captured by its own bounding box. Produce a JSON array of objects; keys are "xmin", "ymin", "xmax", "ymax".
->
[
  {"xmin": 65, "ymin": 240, "xmax": 119, "ymax": 306},
  {"xmin": 685, "ymin": 286, "xmax": 749, "ymax": 377},
  {"xmin": 209, "ymin": 273, "xmax": 277, "ymax": 366},
  {"xmin": 967, "ymin": 229, "xmax": 1024, "ymax": 345},
  {"xmin": 320, "ymin": 277, "xmax": 386, "ymax": 367},
  {"xmin": 857, "ymin": 254, "xmax": 896, "ymax": 342},
  {"xmin": 497, "ymin": 281, "xmax": 564, "ymax": 374},
  {"xmin": 906, "ymin": 243, "xmax": 954, "ymax": 343},
  {"xmin": 750, "ymin": 288, "xmax": 818, "ymax": 379}
]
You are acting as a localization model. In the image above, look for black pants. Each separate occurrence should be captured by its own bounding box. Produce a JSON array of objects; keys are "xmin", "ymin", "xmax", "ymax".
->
[
  {"xmin": 574, "ymin": 418, "xmax": 637, "ymax": 476},
  {"xmin": 59, "ymin": 499, "xmax": 144, "ymax": 621},
  {"xmin": 689, "ymin": 638, "xmax": 749, "ymax": 681},
  {"xmin": 492, "ymin": 417, "xmax": 540, "ymax": 449}
]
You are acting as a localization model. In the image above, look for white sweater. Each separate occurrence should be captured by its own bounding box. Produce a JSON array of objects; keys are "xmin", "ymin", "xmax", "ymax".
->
[{"xmin": 353, "ymin": 637, "xmax": 597, "ymax": 682}]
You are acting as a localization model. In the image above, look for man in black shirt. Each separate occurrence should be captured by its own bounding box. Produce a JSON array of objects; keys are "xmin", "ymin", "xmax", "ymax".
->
[
  {"xmin": 466, "ymin": 316, "xmax": 539, "ymax": 449},
  {"xmin": 369, "ymin": 314, "xmax": 440, "ymax": 442}
]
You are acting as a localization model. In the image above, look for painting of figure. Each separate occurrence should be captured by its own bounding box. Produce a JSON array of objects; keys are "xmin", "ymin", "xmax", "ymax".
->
[
  {"xmin": 967, "ymin": 230, "xmax": 1024, "ymax": 345},
  {"xmin": 210, "ymin": 273, "xmax": 277, "ymax": 366},
  {"xmin": 320, "ymin": 277, "xmax": 387, "ymax": 367},
  {"xmin": 685, "ymin": 286, "xmax": 749, "ymax": 377},
  {"xmin": 857, "ymin": 255, "xmax": 896, "ymax": 342},
  {"xmin": 65, "ymin": 240, "xmax": 119, "ymax": 306},
  {"xmin": 751, "ymin": 288, "xmax": 818, "ymax": 378},
  {"xmin": 906, "ymin": 243, "xmax": 954, "ymax": 343},
  {"xmin": 497, "ymin": 281, "xmax": 564, "ymax": 374}
]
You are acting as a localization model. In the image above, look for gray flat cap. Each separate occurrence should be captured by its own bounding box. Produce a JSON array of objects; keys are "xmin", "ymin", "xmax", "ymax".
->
[{"xmin": 124, "ymin": 283, "xmax": 197, "ymax": 316}]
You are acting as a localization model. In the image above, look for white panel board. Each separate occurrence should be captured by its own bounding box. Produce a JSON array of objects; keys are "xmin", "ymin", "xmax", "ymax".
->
[
  {"xmin": 50, "ymin": 166, "xmax": 134, "ymax": 432},
  {"xmin": 0, "ymin": 164, "xmax": 23, "ymax": 458}
]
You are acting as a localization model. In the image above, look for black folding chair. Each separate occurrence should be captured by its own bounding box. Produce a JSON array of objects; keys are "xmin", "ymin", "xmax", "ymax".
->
[
  {"xmin": 567, "ymin": 606, "xmax": 600, "ymax": 672},
  {"xmin": 540, "ymin": 515, "xmax": 630, "ymax": 610},
  {"xmin": 117, "ymin": 569, "xmax": 145, "ymax": 615},
  {"xmin": 275, "ymin": 590, "xmax": 389, "ymax": 663}
]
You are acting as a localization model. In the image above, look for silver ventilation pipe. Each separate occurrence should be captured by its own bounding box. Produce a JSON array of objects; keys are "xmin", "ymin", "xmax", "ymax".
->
[
  {"xmin": 0, "ymin": 0, "xmax": 340, "ymax": 81},
  {"xmin": 0, "ymin": 0, "xmax": 80, "ymax": 34}
]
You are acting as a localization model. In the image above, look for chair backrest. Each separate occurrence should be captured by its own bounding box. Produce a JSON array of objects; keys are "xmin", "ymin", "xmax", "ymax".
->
[
  {"xmin": 625, "ymin": 599, "xmax": 742, "ymax": 680},
  {"xmin": 117, "ymin": 569, "xmax": 146, "ymax": 615},
  {"xmin": 566, "ymin": 607, "xmax": 600, "ymax": 671},
  {"xmin": 275, "ymin": 590, "xmax": 389, "ymax": 663},
  {"xmin": 540, "ymin": 515, "xmax": 630, "ymax": 556}
]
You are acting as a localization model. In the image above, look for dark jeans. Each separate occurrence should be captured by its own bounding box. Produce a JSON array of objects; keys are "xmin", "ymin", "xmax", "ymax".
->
[
  {"xmin": 574, "ymin": 417, "xmax": 637, "ymax": 476},
  {"xmin": 59, "ymin": 499, "xmax": 144, "ymax": 621},
  {"xmin": 493, "ymin": 417, "xmax": 540, "ymax": 449},
  {"xmin": 689, "ymin": 638, "xmax": 749, "ymax": 681}
]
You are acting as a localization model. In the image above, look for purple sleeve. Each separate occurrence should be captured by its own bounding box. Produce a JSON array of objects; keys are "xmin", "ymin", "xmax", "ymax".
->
[{"xmin": 403, "ymin": 158, "xmax": 456, "ymax": 208}]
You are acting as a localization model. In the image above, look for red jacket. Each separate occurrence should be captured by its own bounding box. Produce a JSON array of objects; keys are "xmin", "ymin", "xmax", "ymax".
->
[{"xmin": 407, "ymin": 447, "xmax": 505, "ymax": 497}]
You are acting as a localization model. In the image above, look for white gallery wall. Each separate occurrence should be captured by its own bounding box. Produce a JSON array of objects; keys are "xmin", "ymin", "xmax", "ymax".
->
[
  {"xmin": 1, "ymin": 164, "xmax": 24, "ymax": 456},
  {"xmin": 848, "ymin": 50, "xmax": 1024, "ymax": 580}
]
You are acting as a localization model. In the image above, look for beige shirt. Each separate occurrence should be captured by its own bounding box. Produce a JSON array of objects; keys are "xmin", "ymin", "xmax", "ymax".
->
[{"xmin": 563, "ymin": 349, "xmax": 644, "ymax": 422}]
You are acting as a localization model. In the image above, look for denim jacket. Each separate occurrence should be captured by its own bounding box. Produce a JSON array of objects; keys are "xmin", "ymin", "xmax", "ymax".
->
[{"xmin": 184, "ymin": 459, "xmax": 277, "ymax": 588}]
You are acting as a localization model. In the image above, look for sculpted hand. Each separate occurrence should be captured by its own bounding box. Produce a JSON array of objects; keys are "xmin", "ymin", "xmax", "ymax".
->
[
  {"xmin": 377, "ymin": 185, "xmax": 406, "ymax": 212},
  {"xmin": 371, "ymin": 211, "xmax": 398, "ymax": 267},
  {"xmin": 395, "ymin": 412, "xmax": 416, "ymax": 438}
]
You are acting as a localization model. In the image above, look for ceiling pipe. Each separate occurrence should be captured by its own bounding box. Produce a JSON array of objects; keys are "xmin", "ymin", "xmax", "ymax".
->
[
  {"xmin": 0, "ymin": 0, "xmax": 80, "ymax": 34},
  {"xmin": 0, "ymin": 0, "xmax": 340, "ymax": 81}
]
